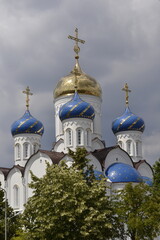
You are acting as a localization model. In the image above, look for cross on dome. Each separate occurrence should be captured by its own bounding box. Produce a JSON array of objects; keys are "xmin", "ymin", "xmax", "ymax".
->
[
  {"xmin": 122, "ymin": 83, "xmax": 131, "ymax": 107},
  {"xmin": 22, "ymin": 86, "xmax": 33, "ymax": 110},
  {"xmin": 68, "ymin": 28, "xmax": 85, "ymax": 59}
]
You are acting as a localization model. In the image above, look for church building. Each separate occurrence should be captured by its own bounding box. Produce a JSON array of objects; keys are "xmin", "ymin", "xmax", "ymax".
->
[{"xmin": 0, "ymin": 29, "xmax": 153, "ymax": 213}]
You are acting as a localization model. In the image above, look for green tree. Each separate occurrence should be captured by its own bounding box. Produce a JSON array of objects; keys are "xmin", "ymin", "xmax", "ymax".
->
[
  {"xmin": 21, "ymin": 148, "xmax": 117, "ymax": 240},
  {"xmin": 153, "ymin": 158, "xmax": 160, "ymax": 188},
  {"xmin": 0, "ymin": 186, "xmax": 20, "ymax": 240},
  {"xmin": 113, "ymin": 183, "xmax": 160, "ymax": 240}
]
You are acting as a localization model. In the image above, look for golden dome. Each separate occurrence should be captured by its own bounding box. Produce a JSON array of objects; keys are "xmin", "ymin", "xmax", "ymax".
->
[{"xmin": 54, "ymin": 60, "xmax": 102, "ymax": 99}]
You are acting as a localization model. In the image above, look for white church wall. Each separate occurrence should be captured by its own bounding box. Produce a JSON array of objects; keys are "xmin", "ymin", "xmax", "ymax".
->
[
  {"xmin": 62, "ymin": 118, "xmax": 93, "ymax": 152},
  {"xmin": 116, "ymin": 131, "xmax": 143, "ymax": 162},
  {"xmin": 110, "ymin": 182, "xmax": 139, "ymax": 192},
  {"xmin": 13, "ymin": 134, "xmax": 41, "ymax": 166},
  {"xmin": 137, "ymin": 162, "xmax": 153, "ymax": 179},
  {"xmin": 104, "ymin": 148, "xmax": 133, "ymax": 170},
  {"xmin": 7, "ymin": 168, "xmax": 23, "ymax": 211},
  {"xmin": 24, "ymin": 152, "xmax": 52, "ymax": 200},
  {"xmin": 53, "ymin": 138, "xmax": 64, "ymax": 152},
  {"xmin": 86, "ymin": 153, "xmax": 103, "ymax": 172},
  {"xmin": 59, "ymin": 155, "xmax": 74, "ymax": 167},
  {"xmin": 0, "ymin": 172, "xmax": 5, "ymax": 188},
  {"xmin": 92, "ymin": 137, "xmax": 105, "ymax": 150}
]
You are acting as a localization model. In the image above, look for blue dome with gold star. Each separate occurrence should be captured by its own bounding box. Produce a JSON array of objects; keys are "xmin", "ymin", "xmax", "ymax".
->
[
  {"xmin": 112, "ymin": 107, "xmax": 145, "ymax": 134},
  {"xmin": 11, "ymin": 110, "xmax": 44, "ymax": 136},
  {"xmin": 59, "ymin": 91, "xmax": 95, "ymax": 121},
  {"xmin": 105, "ymin": 162, "xmax": 142, "ymax": 183}
]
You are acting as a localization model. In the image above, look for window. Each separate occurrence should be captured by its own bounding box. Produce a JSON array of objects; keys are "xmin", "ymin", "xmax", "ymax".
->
[
  {"xmin": 33, "ymin": 144, "xmax": 38, "ymax": 154},
  {"xmin": 15, "ymin": 144, "xmax": 21, "ymax": 159},
  {"xmin": 127, "ymin": 140, "xmax": 131, "ymax": 155},
  {"xmin": 136, "ymin": 142, "xmax": 139, "ymax": 156},
  {"xmin": 77, "ymin": 128, "xmax": 83, "ymax": 146},
  {"xmin": 86, "ymin": 129, "xmax": 91, "ymax": 146},
  {"xmin": 13, "ymin": 185, "xmax": 19, "ymax": 208},
  {"xmin": 24, "ymin": 143, "xmax": 29, "ymax": 158},
  {"xmin": 66, "ymin": 129, "xmax": 72, "ymax": 146}
]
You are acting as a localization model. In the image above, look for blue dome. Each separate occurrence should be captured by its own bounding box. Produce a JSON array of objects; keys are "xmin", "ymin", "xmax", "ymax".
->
[
  {"xmin": 11, "ymin": 110, "xmax": 44, "ymax": 136},
  {"xmin": 59, "ymin": 92, "xmax": 95, "ymax": 121},
  {"xmin": 93, "ymin": 170, "xmax": 104, "ymax": 180},
  {"xmin": 85, "ymin": 170, "xmax": 104, "ymax": 180},
  {"xmin": 142, "ymin": 176, "xmax": 153, "ymax": 186},
  {"xmin": 112, "ymin": 107, "xmax": 145, "ymax": 134},
  {"xmin": 105, "ymin": 162, "xmax": 142, "ymax": 183}
]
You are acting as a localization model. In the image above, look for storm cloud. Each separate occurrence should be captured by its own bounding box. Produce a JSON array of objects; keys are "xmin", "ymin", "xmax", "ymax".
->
[{"xmin": 0, "ymin": 0, "xmax": 159, "ymax": 167}]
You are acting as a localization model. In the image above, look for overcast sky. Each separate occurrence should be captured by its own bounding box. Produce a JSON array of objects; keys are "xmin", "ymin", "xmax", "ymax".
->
[{"xmin": 0, "ymin": 0, "xmax": 159, "ymax": 167}]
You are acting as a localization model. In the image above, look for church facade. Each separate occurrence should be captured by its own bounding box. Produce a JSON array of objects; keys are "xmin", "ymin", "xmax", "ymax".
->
[{"xmin": 0, "ymin": 29, "xmax": 153, "ymax": 215}]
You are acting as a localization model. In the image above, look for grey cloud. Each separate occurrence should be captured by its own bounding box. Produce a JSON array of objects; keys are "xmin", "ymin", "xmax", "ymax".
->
[{"xmin": 0, "ymin": 0, "xmax": 159, "ymax": 167}]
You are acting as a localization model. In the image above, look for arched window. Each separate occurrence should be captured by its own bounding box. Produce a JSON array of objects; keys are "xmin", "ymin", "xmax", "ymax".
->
[
  {"xmin": 15, "ymin": 144, "xmax": 21, "ymax": 159},
  {"xmin": 127, "ymin": 140, "xmax": 132, "ymax": 155},
  {"xmin": 86, "ymin": 129, "xmax": 91, "ymax": 146},
  {"xmin": 24, "ymin": 143, "xmax": 29, "ymax": 158},
  {"xmin": 77, "ymin": 128, "xmax": 83, "ymax": 146},
  {"xmin": 33, "ymin": 143, "xmax": 38, "ymax": 154},
  {"xmin": 13, "ymin": 185, "xmax": 19, "ymax": 208},
  {"xmin": 136, "ymin": 141, "xmax": 139, "ymax": 156},
  {"xmin": 66, "ymin": 129, "xmax": 72, "ymax": 146}
]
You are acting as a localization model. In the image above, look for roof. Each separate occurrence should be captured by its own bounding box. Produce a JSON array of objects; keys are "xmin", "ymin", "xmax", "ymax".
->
[
  {"xmin": 91, "ymin": 146, "xmax": 119, "ymax": 168},
  {"xmin": 0, "ymin": 167, "xmax": 10, "ymax": 179},
  {"xmin": 39, "ymin": 149, "xmax": 65, "ymax": 164}
]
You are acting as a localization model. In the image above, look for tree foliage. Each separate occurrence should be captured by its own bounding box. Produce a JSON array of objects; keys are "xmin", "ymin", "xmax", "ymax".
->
[
  {"xmin": 113, "ymin": 183, "xmax": 160, "ymax": 240},
  {"xmin": 21, "ymin": 148, "xmax": 117, "ymax": 240},
  {"xmin": 0, "ymin": 186, "xmax": 20, "ymax": 240},
  {"xmin": 153, "ymin": 158, "xmax": 160, "ymax": 188}
]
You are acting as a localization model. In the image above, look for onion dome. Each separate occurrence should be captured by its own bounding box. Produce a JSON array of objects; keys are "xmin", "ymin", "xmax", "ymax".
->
[
  {"xmin": 54, "ymin": 61, "xmax": 102, "ymax": 99},
  {"xmin": 59, "ymin": 91, "xmax": 95, "ymax": 121},
  {"xmin": 11, "ymin": 110, "xmax": 44, "ymax": 136},
  {"xmin": 85, "ymin": 170, "xmax": 104, "ymax": 180},
  {"xmin": 142, "ymin": 176, "xmax": 153, "ymax": 186},
  {"xmin": 93, "ymin": 170, "xmax": 104, "ymax": 180},
  {"xmin": 112, "ymin": 107, "xmax": 145, "ymax": 134},
  {"xmin": 54, "ymin": 28, "xmax": 102, "ymax": 99},
  {"xmin": 105, "ymin": 162, "xmax": 142, "ymax": 183}
]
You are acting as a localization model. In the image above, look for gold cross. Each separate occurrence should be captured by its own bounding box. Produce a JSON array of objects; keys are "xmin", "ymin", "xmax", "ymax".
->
[
  {"xmin": 122, "ymin": 83, "xmax": 131, "ymax": 107},
  {"xmin": 68, "ymin": 28, "xmax": 85, "ymax": 59},
  {"xmin": 22, "ymin": 86, "xmax": 33, "ymax": 110}
]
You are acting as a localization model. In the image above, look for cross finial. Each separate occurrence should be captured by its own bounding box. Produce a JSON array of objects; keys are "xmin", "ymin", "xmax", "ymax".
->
[
  {"xmin": 122, "ymin": 83, "xmax": 131, "ymax": 107},
  {"xmin": 68, "ymin": 28, "xmax": 85, "ymax": 59},
  {"xmin": 22, "ymin": 86, "xmax": 33, "ymax": 110}
]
